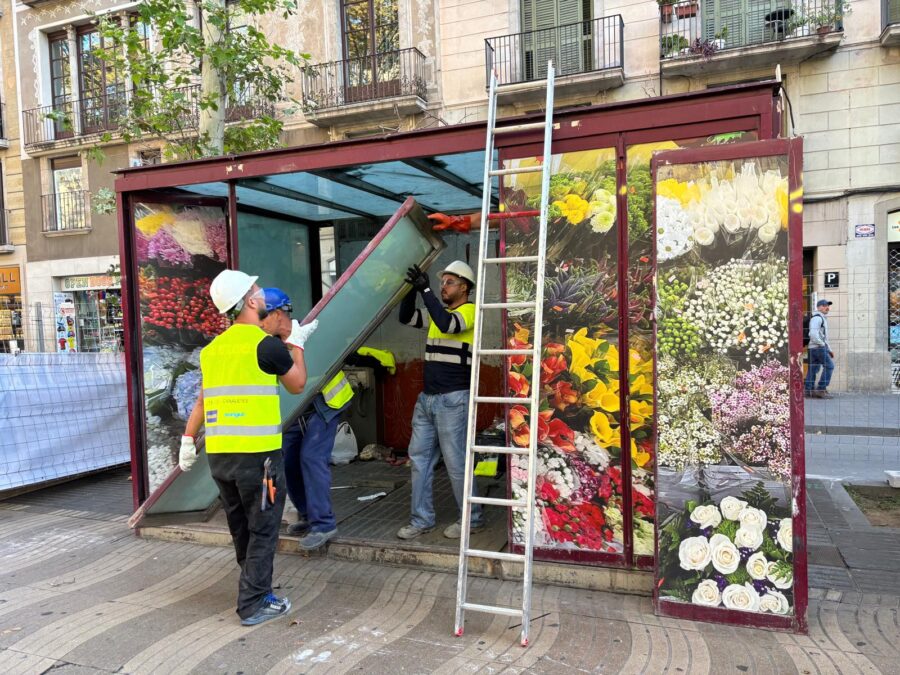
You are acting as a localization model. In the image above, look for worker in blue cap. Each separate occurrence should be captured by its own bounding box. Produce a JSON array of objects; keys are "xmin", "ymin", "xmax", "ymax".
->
[{"xmin": 260, "ymin": 288, "xmax": 355, "ymax": 550}]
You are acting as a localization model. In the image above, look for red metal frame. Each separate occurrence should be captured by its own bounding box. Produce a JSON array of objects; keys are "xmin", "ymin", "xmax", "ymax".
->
[
  {"xmin": 650, "ymin": 138, "xmax": 806, "ymax": 633},
  {"xmin": 115, "ymin": 80, "xmax": 786, "ymax": 569}
]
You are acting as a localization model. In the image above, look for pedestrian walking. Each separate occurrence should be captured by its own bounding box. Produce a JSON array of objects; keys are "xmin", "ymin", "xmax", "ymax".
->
[
  {"xmin": 805, "ymin": 298, "xmax": 835, "ymax": 398},
  {"xmin": 396, "ymin": 260, "xmax": 484, "ymax": 540},
  {"xmin": 260, "ymin": 287, "xmax": 354, "ymax": 551},
  {"xmin": 178, "ymin": 270, "xmax": 316, "ymax": 626}
]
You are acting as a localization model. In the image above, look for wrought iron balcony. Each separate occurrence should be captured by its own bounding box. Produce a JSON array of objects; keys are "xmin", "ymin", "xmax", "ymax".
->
[
  {"xmin": 883, "ymin": 0, "xmax": 900, "ymax": 44},
  {"xmin": 300, "ymin": 47, "xmax": 427, "ymax": 115},
  {"xmin": 485, "ymin": 15, "xmax": 624, "ymax": 89},
  {"xmin": 660, "ymin": 0, "xmax": 844, "ymax": 75},
  {"xmin": 23, "ymin": 84, "xmax": 275, "ymax": 151},
  {"xmin": 41, "ymin": 191, "xmax": 91, "ymax": 234}
]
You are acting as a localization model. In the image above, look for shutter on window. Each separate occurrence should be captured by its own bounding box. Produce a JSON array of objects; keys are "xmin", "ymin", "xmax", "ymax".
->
[
  {"xmin": 557, "ymin": 0, "xmax": 584, "ymax": 76},
  {"xmin": 703, "ymin": 0, "xmax": 746, "ymax": 46},
  {"xmin": 522, "ymin": 0, "xmax": 561, "ymax": 80}
]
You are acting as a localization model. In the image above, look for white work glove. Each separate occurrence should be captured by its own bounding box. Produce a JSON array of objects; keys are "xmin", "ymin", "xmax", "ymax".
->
[
  {"xmin": 178, "ymin": 435, "xmax": 198, "ymax": 472},
  {"xmin": 286, "ymin": 319, "xmax": 318, "ymax": 350}
]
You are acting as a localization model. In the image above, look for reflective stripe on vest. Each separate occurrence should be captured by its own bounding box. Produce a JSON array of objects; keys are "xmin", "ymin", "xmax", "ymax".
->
[
  {"xmin": 425, "ymin": 303, "xmax": 475, "ymax": 367},
  {"xmin": 200, "ymin": 323, "xmax": 282, "ymax": 454},
  {"xmin": 322, "ymin": 372, "xmax": 354, "ymax": 410}
]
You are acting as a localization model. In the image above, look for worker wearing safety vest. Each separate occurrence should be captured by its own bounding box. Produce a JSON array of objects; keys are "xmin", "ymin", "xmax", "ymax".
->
[
  {"xmin": 261, "ymin": 288, "xmax": 354, "ymax": 551},
  {"xmin": 178, "ymin": 270, "xmax": 317, "ymax": 627},
  {"xmin": 397, "ymin": 260, "xmax": 484, "ymax": 540}
]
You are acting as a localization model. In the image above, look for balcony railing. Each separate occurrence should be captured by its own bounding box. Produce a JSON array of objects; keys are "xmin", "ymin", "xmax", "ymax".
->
[
  {"xmin": 0, "ymin": 210, "xmax": 12, "ymax": 249},
  {"xmin": 660, "ymin": 0, "xmax": 845, "ymax": 59},
  {"xmin": 300, "ymin": 47, "xmax": 427, "ymax": 112},
  {"xmin": 886, "ymin": 0, "xmax": 900, "ymax": 28},
  {"xmin": 41, "ymin": 191, "xmax": 90, "ymax": 233},
  {"xmin": 486, "ymin": 15, "xmax": 624, "ymax": 87},
  {"xmin": 23, "ymin": 84, "xmax": 274, "ymax": 150}
]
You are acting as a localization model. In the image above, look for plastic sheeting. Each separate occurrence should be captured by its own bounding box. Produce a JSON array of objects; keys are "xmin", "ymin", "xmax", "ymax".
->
[{"xmin": 0, "ymin": 353, "xmax": 129, "ymax": 492}]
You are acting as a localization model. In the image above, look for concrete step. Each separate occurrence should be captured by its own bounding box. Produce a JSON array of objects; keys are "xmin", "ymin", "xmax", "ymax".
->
[{"xmin": 137, "ymin": 523, "xmax": 653, "ymax": 597}]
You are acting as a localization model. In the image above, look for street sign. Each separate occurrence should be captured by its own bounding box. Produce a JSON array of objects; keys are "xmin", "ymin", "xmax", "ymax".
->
[
  {"xmin": 824, "ymin": 271, "xmax": 840, "ymax": 288},
  {"xmin": 854, "ymin": 224, "xmax": 875, "ymax": 238}
]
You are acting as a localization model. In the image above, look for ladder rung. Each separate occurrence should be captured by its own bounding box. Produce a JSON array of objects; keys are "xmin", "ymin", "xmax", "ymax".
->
[
  {"xmin": 481, "ymin": 301, "xmax": 536, "ymax": 310},
  {"xmin": 466, "ymin": 548, "xmax": 526, "ymax": 563},
  {"xmin": 483, "ymin": 255, "xmax": 540, "ymax": 264},
  {"xmin": 461, "ymin": 602, "xmax": 523, "ymax": 618},
  {"xmin": 474, "ymin": 396, "xmax": 528, "ymax": 405},
  {"xmin": 493, "ymin": 122, "xmax": 545, "ymax": 134},
  {"xmin": 489, "ymin": 166, "xmax": 543, "ymax": 177},
  {"xmin": 478, "ymin": 348, "xmax": 532, "ymax": 356},
  {"xmin": 469, "ymin": 496, "xmax": 527, "ymax": 508},
  {"xmin": 472, "ymin": 444, "xmax": 529, "ymax": 455}
]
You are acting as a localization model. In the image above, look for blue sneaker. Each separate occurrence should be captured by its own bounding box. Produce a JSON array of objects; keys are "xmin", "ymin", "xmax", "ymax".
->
[
  {"xmin": 297, "ymin": 528, "xmax": 337, "ymax": 551},
  {"xmin": 240, "ymin": 594, "xmax": 291, "ymax": 626}
]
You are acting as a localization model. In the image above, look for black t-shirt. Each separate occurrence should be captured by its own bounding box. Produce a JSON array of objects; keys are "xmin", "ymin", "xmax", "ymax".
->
[{"xmin": 256, "ymin": 336, "xmax": 293, "ymax": 376}]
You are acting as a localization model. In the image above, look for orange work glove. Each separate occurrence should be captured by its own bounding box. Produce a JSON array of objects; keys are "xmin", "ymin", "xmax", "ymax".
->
[{"xmin": 427, "ymin": 213, "xmax": 473, "ymax": 233}]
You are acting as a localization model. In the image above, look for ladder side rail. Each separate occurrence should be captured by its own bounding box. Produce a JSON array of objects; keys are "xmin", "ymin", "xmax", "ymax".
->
[
  {"xmin": 519, "ymin": 60, "xmax": 555, "ymax": 648},
  {"xmin": 454, "ymin": 67, "xmax": 501, "ymax": 638}
]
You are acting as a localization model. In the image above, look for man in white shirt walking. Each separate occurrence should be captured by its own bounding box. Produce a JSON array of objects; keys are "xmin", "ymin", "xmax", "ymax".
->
[{"xmin": 805, "ymin": 299, "xmax": 834, "ymax": 399}]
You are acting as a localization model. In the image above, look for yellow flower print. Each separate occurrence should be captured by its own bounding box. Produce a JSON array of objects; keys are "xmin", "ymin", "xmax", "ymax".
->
[
  {"xmin": 629, "ymin": 348, "xmax": 654, "ymax": 375},
  {"xmin": 629, "ymin": 399, "xmax": 653, "ymax": 427},
  {"xmin": 656, "ymin": 179, "xmax": 701, "ymax": 208},
  {"xmin": 604, "ymin": 343, "xmax": 620, "ymax": 372},
  {"xmin": 631, "ymin": 438, "xmax": 651, "ymax": 467},
  {"xmin": 583, "ymin": 380, "xmax": 620, "ymax": 412},
  {"xmin": 630, "ymin": 374, "xmax": 654, "ymax": 398},
  {"xmin": 513, "ymin": 323, "xmax": 530, "ymax": 344},
  {"xmin": 567, "ymin": 328, "xmax": 602, "ymax": 382},
  {"xmin": 136, "ymin": 210, "xmax": 175, "ymax": 237},
  {"xmin": 552, "ymin": 194, "xmax": 591, "ymax": 225},
  {"xmin": 775, "ymin": 185, "xmax": 789, "ymax": 230},
  {"xmin": 590, "ymin": 411, "xmax": 619, "ymax": 448}
]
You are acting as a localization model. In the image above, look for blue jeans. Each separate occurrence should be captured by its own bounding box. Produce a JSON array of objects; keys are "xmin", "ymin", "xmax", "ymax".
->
[
  {"xmin": 805, "ymin": 347, "xmax": 834, "ymax": 391},
  {"xmin": 282, "ymin": 412, "xmax": 338, "ymax": 533},
  {"xmin": 408, "ymin": 390, "xmax": 483, "ymax": 529}
]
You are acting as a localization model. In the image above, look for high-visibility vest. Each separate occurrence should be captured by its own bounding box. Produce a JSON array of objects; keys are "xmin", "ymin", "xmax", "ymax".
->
[
  {"xmin": 322, "ymin": 372, "xmax": 354, "ymax": 410},
  {"xmin": 425, "ymin": 302, "xmax": 475, "ymax": 367},
  {"xmin": 200, "ymin": 324, "xmax": 282, "ymax": 454}
]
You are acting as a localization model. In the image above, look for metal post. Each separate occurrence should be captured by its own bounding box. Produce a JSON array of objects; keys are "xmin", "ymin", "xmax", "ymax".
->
[{"xmin": 35, "ymin": 301, "xmax": 45, "ymax": 352}]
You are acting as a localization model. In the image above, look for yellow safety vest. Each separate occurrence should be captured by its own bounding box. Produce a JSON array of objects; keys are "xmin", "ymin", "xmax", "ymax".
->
[
  {"xmin": 200, "ymin": 324, "xmax": 282, "ymax": 453},
  {"xmin": 322, "ymin": 372, "xmax": 354, "ymax": 410},
  {"xmin": 425, "ymin": 302, "xmax": 475, "ymax": 367}
]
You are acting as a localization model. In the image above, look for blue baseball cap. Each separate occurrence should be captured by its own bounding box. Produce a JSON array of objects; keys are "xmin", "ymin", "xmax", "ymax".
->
[
  {"xmin": 816, "ymin": 299, "xmax": 832, "ymax": 307},
  {"xmin": 262, "ymin": 288, "xmax": 292, "ymax": 313}
]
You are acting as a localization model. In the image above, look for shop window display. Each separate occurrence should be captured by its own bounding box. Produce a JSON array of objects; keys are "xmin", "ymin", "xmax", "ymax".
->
[
  {"xmin": 0, "ymin": 295, "xmax": 24, "ymax": 353},
  {"xmin": 134, "ymin": 202, "xmax": 229, "ymax": 490},
  {"xmin": 651, "ymin": 141, "xmax": 804, "ymax": 629}
]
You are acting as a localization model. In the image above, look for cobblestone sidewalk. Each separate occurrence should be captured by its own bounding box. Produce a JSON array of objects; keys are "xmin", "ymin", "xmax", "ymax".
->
[{"xmin": 1, "ymin": 483, "xmax": 898, "ymax": 674}]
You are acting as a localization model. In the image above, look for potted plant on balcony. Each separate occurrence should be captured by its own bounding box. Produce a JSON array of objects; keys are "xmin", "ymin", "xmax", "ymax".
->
[
  {"xmin": 659, "ymin": 0, "xmax": 677, "ymax": 24},
  {"xmin": 808, "ymin": 0, "xmax": 851, "ymax": 34},
  {"xmin": 661, "ymin": 34, "xmax": 690, "ymax": 57},
  {"xmin": 676, "ymin": 0, "xmax": 700, "ymax": 19},
  {"xmin": 712, "ymin": 26, "xmax": 729, "ymax": 50}
]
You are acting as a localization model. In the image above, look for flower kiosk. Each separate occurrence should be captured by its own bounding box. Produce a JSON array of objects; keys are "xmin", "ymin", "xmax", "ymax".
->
[{"xmin": 116, "ymin": 80, "xmax": 806, "ymax": 632}]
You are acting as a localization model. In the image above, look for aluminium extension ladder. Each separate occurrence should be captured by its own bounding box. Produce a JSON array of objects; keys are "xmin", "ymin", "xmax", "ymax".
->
[{"xmin": 454, "ymin": 61, "xmax": 556, "ymax": 648}]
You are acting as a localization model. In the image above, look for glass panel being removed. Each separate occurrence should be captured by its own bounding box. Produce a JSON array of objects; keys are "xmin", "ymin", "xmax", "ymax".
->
[{"xmin": 129, "ymin": 197, "xmax": 444, "ymax": 527}]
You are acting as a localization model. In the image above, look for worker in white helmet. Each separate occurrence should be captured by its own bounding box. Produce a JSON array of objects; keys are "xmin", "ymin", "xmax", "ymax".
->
[
  {"xmin": 396, "ymin": 260, "xmax": 484, "ymax": 540},
  {"xmin": 178, "ymin": 269, "xmax": 317, "ymax": 626}
]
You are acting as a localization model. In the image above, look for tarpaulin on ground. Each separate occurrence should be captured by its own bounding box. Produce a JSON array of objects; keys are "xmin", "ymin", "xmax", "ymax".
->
[{"xmin": 0, "ymin": 353, "xmax": 129, "ymax": 493}]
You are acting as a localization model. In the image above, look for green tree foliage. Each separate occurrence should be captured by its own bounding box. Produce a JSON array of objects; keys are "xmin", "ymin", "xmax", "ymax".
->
[{"xmin": 92, "ymin": 0, "xmax": 308, "ymax": 159}]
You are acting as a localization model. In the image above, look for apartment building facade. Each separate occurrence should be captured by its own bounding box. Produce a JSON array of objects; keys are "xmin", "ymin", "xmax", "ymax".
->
[{"xmin": 7, "ymin": 0, "xmax": 900, "ymax": 388}]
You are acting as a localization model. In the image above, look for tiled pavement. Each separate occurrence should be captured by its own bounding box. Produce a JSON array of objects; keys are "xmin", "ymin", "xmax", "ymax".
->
[{"xmin": 1, "ymin": 470, "xmax": 899, "ymax": 673}]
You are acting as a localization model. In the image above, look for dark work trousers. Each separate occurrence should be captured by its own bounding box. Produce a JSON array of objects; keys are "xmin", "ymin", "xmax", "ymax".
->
[
  {"xmin": 208, "ymin": 449, "xmax": 286, "ymax": 620},
  {"xmin": 282, "ymin": 412, "xmax": 338, "ymax": 533}
]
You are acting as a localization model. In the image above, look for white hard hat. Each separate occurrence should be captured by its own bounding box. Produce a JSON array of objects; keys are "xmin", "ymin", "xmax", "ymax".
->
[
  {"xmin": 440, "ymin": 260, "xmax": 476, "ymax": 287},
  {"xmin": 210, "ymin": 269, "xmax": 258, "ymax": 314}
]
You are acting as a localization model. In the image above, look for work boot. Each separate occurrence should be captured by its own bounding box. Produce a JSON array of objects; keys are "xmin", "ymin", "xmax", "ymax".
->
[
  {"xmin": 443, "ymin": 522, "xmax": 486, "ymax": 539},
  {"xmin": 816, "ymin": 390, "xmax": 834, "ymax": 399},
  {"xmin": 396, "ymin": 524, "xmax": 434, "ymax": 540},
  {"xmin": 297, "ymin": 528, "xmax": 337, "ymax": 551},
  {"xmin": 286, "ymin": 517, "xmax": 310, "ymax": 536},
  {"xmin": 240, "ymin": 594, "xmax": 291, "ymax": 626}
]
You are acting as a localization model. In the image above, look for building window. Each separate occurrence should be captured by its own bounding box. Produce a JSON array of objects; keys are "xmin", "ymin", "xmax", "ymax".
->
[
  {"xmin": 78, "ymin": 25, "xmax": 126, "ymax": 133},
  {"xmin": 341, "ymin": 0, "xmax": 399, "ymax": 92},
  {"xmin": 44, "ymin": 156, "xmax": 87, "ymax": 232},
  {"xmin": 137, "ymin": 148, "xmax": 162, "ymax": 166},
  {"xmin": 520, "ymin": 0, "xmax": 592, "ymax": 79}
]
